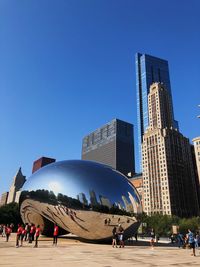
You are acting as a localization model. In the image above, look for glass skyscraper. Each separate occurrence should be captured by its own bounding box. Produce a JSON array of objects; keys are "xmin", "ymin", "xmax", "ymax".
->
[{"xmin": 135, "ymin": 53, "xmax": 178, "ymax": 171}]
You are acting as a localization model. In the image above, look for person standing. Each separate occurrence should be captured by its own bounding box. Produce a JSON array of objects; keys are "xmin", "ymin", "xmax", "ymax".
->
[
  {"xmin": 29, "ymin": 223, "xmax": 36, "ymax": 243},
  {"xmin": 24, "ymin": 223, "xmax": 29, "ymax": 241},
  {"xmin": 20, "ymin": 226, "xmax": 26, "ymax": 247},
  {"xmin": 177, "ymin": 232, "xmax": 184, "ymax": 248},
  {"xmin": 16, "ymin": 224, "xmax": 22, "ymax": 248},
  {"xmin": 112, "ymin": 226, "xmax": 118, "ymax": 248},
  {"xmin": 53, "ymin": 224, "xmax": 59, "ymax": 246},
  {"xmin": 34, "ymin": 225, "xmax": 41, "ymax": 248},
  {"xmin": 135, "ymin": 232, "xmax": 138, "ymax": 242},
  {"xmin": 118, "ymin": 224, "xmax": 124, "ymax": 248},
  {"xmin": 187, "ymin": 229, "xmax": 196, "ymax": 256},
  {"xmin": 5, "ymin": 224, "xmax": 12, "ymax": 242},
  {"xmin": 150, "ymin": 229, "xmax": 155, "ymax": 249}
]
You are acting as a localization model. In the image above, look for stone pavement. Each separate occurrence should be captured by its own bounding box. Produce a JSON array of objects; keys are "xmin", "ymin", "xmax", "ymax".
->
[{"xmin": 0, "ymin": 234, "xmax": 199, "ymax": 266}]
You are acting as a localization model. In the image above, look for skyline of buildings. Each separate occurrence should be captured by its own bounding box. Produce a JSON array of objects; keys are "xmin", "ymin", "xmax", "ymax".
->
[
  {"xmin": 1, "ymin": 51, "xmax": 199, "ymax": 219},
  {"xmin": 82, "ymin": 118, "xmax": 135, "ymax": 177}
]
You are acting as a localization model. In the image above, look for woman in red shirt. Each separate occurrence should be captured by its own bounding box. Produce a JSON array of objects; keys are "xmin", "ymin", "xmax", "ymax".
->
[
  {"xmin": 53, "ymin": 224, "xmax": 59, "ymax": 246},
  {"xmin": 5, "ymin": 224, "xmax": 12, "ymax": 242}
]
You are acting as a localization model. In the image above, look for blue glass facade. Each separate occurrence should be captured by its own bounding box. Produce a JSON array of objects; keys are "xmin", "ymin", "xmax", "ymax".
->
[{"xmin": 135, "ymin": 53, "xmax": 178, "ymax": 171}]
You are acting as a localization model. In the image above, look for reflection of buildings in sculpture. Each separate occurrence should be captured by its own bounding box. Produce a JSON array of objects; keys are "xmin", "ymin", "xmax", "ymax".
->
[
  {"xmin": 129, "ymin": 173, "xmax": 143, "ymax": 208},
  {"xmin": 89, "ymin": 190, "xmax": 98, "ymax": 206},
  {"xmin": 142, "ymin": 83, "xmax": 199, "ymax": 216},
  {"xmin": 7, "ymin": 167, "xmax": 26, "ymax": 204},
  {"xmin": 115, "ymin": 201, "xmax": 123, "ymax": 210},
  {"xmin": 77, "ymin": 193, "xmax": 88, "ymax": 206},
  {"xmin": 99, "ymin": 195, "xmax": 112, "ymax": 209},
  {"xmin": 82, "ymin": 119, "xmax": 135, "ymax": 177},
  {"xmin": 127, "ymin": 192, "xmax": 141, "ymax": 214},
  {"xmin": 122, "ymin": 195, "xmax": 133, "ymax": 212},
  {"xmin": 32, "ymin": 157, "xmax": 56, "ymax": 174},
  {"xmin": 0, "ymin": 192, "xmax": 9, "ymax": 206}
]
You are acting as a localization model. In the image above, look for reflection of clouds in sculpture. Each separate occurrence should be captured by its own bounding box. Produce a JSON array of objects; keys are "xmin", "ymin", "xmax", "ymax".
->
[
  {"xmin": 48, "ymin": 181, "xmax": 62, "ymax": 195},
  {"xmin": 19, "ymin": 160, "xmax": 142, "ymax": 241}
]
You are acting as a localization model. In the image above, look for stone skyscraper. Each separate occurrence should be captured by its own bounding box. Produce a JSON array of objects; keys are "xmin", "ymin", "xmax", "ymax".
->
[
  {"xmin": 193, "ymin": 137, "xmax": 200, "ymax": 183},
  {"xmin": 142, "ymin": 83, "xmax": 199, "ymax": 217},
  {"xmin": 7, "ymin": 167, "xmax": 26, "ymax": 204},
  {"xmin": 82, "ymin": 119, "xmax": 135, "ymax": 177}
]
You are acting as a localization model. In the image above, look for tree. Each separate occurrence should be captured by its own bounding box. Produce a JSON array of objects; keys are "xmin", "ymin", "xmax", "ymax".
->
[{"xmin": 0, "ymin": 203, "xmax": 22, "ymax": 230}]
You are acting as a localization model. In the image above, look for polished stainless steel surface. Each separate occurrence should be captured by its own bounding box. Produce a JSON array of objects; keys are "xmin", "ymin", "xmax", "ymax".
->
[{"xmin": 19, "ymin": 160, "xmax": 142, "ymax": 241}]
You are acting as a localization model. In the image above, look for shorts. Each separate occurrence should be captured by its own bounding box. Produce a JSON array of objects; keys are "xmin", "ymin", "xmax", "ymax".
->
[
  {"xmin": 118, "ymin": 234, "xmax": 123, "ymax": 241},
  {"xmin": 189, "ymin": 242, "xmax": 195, "ymax": 249}
]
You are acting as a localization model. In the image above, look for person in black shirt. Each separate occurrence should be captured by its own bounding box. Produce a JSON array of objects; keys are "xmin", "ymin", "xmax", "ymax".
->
[{"xmin": 112, "ymin": 226, "xmax": 118, "ymax": 248}]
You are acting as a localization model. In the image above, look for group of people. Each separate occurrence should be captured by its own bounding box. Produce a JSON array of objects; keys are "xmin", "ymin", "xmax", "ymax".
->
[
  {"xmin": 112, "ymin": 224, "xmax": 125, "ymax": 248},
  {"xmin": 176, "ymin": 230, "xmax": 200, "ymax": 256},
  {"xmin": 15, "ymin": 223, "xmax": 41, "ymax": 248},
  {"xmin": 0, "ymin": 223, "xmax": 59, "ymax": 248},
  {"xmin": 149, "ymin": 228, "xmax": 200, "ymax": 256}
]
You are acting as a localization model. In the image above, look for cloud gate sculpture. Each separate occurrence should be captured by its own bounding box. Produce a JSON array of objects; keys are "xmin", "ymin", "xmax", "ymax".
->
[{"xmin": 19, "ymin": 160, "xmax": 142, "ymax": 241}]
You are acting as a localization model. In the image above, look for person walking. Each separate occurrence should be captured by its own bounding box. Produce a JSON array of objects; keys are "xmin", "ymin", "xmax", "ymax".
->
[
  {"xmin": 34, "ymin": 225, "xmax": 41, "ymax": 248},
  {"xmin": 187, "ymin": 229, "xmax": 196, "ymax": 256},
  {"xmin": 53, "ymin": 224, "xmax": 59, "ymax": 246},
  {"xmin": 16, "ymin": 224, "xmax": 22, "ymax": 248},
  {"xmin": 150, "ymin": 229, "xmax": 155, "ymax": 249},
  {"xmin": 196, "ymin": 232, "xmax": 200, "ymax": 249},
  {"xmin": 112, "ymin": 226, "xmax": 118, "ymax": 248},
  {"xmin": 5, "ymin": 224, "xmax": 12, "ymax": 242},
  {"xmin": 177, "ymin": 232, "xmax": 184, "ymax": 248},
  {"xmin": 29, "ymin": 223, "xmax": 36, "ymax": 243}
]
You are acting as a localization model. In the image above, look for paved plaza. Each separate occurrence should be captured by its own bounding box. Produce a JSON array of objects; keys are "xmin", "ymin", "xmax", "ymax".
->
[{"xmin": 0, "ymin": 234, "xmax": 199, "ymax": 266}]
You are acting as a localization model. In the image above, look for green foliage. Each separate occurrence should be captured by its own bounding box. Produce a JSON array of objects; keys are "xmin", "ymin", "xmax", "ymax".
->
[
  {"xmin": 0, "ymin": 203, "xmax": 22, "ymax": 230},
  {"xmin": 142, "ymin": 214, "xmax": 200, "ymax": 236},
  {"xmin": 178, "ymin": 217, "xmax": 200, "ymax": 234}
]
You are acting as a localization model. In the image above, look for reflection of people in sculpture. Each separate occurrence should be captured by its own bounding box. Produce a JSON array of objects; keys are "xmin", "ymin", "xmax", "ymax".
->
[{"xmin": 53, "ymin": 224, "xmax": 59, "ymax": 246}]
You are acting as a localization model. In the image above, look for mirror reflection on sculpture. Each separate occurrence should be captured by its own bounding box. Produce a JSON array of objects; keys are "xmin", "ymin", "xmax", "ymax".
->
[{"xmin": 19, "ymin": 160, "xmax": 142, "ymax": 242}]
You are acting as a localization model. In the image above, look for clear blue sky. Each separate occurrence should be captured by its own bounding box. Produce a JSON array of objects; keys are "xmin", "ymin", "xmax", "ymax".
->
[{"xmin": 0, "ymin": 0, "xmax": 200, "ymax": 195}]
